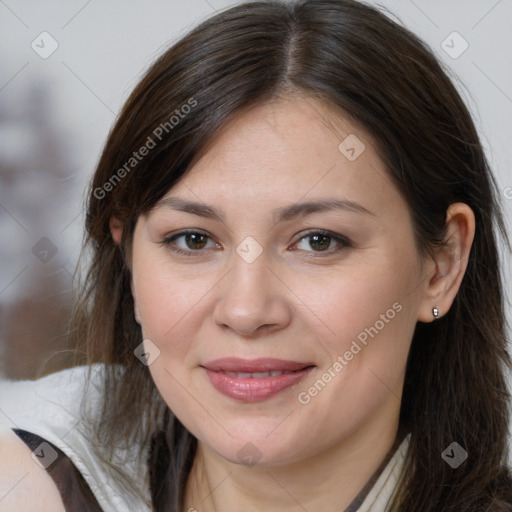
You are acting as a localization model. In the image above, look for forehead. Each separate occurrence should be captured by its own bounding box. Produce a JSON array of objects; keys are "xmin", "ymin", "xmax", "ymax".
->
[{"xmin": 159, "ymin": 96, "xmax": 403, "ymax": 220}]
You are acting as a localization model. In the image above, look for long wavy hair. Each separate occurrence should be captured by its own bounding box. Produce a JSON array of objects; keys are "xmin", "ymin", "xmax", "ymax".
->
[{"xmin": 69, "ymin": 0, "xmax": 512, "ymax": 510}]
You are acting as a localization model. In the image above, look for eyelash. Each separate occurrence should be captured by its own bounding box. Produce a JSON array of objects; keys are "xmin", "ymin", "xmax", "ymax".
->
[{"xmin": 160, "ymin": 229, "xmax": 352, "ymax": 257}]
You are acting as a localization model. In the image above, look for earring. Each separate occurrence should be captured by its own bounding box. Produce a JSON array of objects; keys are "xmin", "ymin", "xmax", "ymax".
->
[{"xmin": 432, "ymin": 307, "xmax": 439, "ymax": 320}]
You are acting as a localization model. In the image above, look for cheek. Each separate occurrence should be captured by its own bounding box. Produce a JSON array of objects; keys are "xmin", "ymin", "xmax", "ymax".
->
[
  {"xmin": 133, "ymin": 257, "xmax": 213, "ymax": 354},
  {"xmin": 290, "ymin": 265, "xmax": 418, "ymax": 440},
  {"xmin": 303, "ymin": 249, "xmax": 421, "ymax": 388},
  {"xmin": 311, "ymin": 263, "xmax": 416, "ymax": 340},
  {"xmin": 133, "ymin": 263, "xmax": 214, "ymax": 418}
]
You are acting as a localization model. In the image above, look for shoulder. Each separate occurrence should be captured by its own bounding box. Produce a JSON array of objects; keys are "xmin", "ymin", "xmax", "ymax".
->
[
  {"xmin": 0, "ymin": 364, "xmax": 103, "ymax": 457},
  {"xmin": 0, "ymin": 364, "xmax": 154, "ymax": 511},
  {"xmin": 0, "ymin": 366, "xmax": 101, "ymax": 512},
  {"xmin": 0, "ymin": 428, "xmax": 65, "ymax": 512}
]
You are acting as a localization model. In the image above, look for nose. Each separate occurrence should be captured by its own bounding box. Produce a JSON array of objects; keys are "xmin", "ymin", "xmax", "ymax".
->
[{"xmin": 213, "ymin": 252, "xmax": 292, "ymax": 338}]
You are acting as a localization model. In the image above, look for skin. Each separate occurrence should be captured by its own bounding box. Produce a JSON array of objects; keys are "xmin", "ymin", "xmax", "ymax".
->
[
  {"xmin": 0, "ymin": 429, "xmax": 65, "ymax": 512},
  {"xmin": 111, "ymin": 96, "xmax": 475, "ymax": 511}
]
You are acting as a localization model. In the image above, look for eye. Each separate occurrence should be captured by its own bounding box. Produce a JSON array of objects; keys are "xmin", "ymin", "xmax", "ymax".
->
[
  {"xmin": 160, "ymin": 229, "xmax": 350, "ymax": 257},
  {"xmin": 291, "ymin": 230, "xmax": 351, "ymax": 254},
  {"xmin": 161, "ymin": 230, "xmax": 221, "ymax": 256}
]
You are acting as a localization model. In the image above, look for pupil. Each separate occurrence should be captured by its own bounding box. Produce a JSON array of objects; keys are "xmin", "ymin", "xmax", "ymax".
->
[
  {"xmin": 310, "ymin": 234, "xmax": 330, "ymax": 251},
  {"xmin": 186, "ymin": 233, "xmax": 207, "ymax": 249}
]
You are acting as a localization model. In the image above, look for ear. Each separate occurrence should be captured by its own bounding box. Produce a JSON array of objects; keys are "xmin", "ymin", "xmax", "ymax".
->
[
  {"xmin": 109, "ymin": 216, "xmax": 123, "ymax": 245},
  {"xmin": 417, "ymin": 203, "xmax": 475, "ymax": 322}
]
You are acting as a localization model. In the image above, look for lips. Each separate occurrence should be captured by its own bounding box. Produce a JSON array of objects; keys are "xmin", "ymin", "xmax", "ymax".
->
[
  {"xmin": 202, "ymin": 357, "xmax": 313, "ymax": 373},
  {"xmin": 222, "ymin": 370, "xmax": 296, "ymax": 378},
  {"xmin": 201, "ymin": 358, "xmax": 315, "ymax": 402}
]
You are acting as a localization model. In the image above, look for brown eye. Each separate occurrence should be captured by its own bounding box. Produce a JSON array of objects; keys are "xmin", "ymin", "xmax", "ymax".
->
[
  {"xmin": 292, "ymin": 230, "xmax": 351, "ymax": 255},
  {"xmin": 308, "ymin": 233, "xmax": 332, "ymax": 251},
  {"xmin": 162, "ymin": 230, "xmax": 220, "ymax": 256},
  {"xmin": 184, "ymin": 233, "xmax": 208, "ymax": 250}
]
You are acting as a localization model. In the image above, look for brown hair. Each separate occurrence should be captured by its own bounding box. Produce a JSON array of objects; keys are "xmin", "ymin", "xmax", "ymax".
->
[{"xmin": 70, "ymin": 0, "xmax": 512, "ymax": 510}]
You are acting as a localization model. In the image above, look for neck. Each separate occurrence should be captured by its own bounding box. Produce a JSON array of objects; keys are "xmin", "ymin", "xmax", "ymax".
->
[{"xmin": 184, "ymin": 406, "xmax": 401, "ymax": 512}]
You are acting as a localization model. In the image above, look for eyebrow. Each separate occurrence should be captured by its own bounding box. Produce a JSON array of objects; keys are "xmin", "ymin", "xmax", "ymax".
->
[{"xmin": 154, "ymin": 196, "xmax": 375, "ymax": 223}]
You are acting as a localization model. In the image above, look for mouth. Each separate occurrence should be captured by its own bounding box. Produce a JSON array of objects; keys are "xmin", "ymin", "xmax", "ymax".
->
[{"xmin": 201, "ymin": 358, "xmax": 316, "ymax": 402}]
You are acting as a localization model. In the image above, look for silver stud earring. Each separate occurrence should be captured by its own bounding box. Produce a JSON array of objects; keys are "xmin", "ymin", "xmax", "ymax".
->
[{"xmin": 432, "ymin": 307, "xmax": 439, "ymax": 320}]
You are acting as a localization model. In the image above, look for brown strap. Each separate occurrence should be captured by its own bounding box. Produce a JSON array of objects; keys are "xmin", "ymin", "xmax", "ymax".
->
[{"xmin": 12, "ymin": 429, "xmax": 104, "ymax": 512}]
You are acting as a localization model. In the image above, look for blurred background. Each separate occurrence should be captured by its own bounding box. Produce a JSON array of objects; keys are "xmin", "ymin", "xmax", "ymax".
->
[{"xmin": 0, "ymin": 0, "xmax": 511, "ymax": 380}]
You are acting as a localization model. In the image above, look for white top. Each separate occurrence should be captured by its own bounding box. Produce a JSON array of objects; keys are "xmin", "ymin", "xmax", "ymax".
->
[{"xmin": 0, "ymin": 364, "xmax": 409, "ymax": 512}]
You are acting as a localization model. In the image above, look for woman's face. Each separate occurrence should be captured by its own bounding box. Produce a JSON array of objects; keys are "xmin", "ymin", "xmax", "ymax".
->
[{"xmin": 130, "ymin": 97, "xmax": 431, "ymax": 466}]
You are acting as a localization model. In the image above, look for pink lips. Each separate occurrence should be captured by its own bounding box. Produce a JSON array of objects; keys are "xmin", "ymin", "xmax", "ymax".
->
[{"xmin": 201, "ymin": 358, "xmax": 315, "ymax": 402}]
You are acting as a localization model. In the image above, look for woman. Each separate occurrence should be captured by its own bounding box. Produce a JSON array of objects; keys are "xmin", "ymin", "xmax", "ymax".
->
[{"xmin": 1, "ymin": 0, "xmax": 511, "ymax": 510}]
